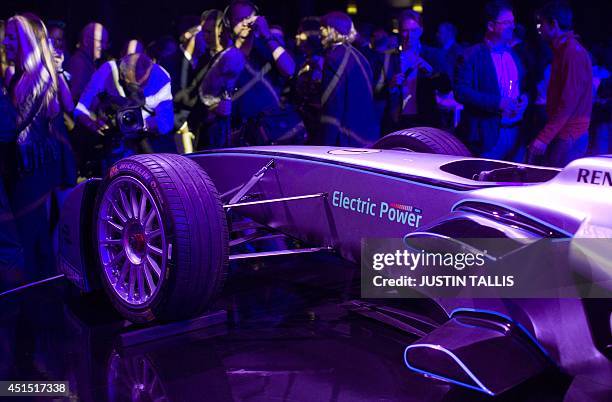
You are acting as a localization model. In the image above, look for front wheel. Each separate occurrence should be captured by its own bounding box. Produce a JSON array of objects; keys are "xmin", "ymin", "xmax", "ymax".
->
[
  {"xmin": 94, "ymin": 154, "xmax": 228, "ymax": 323},
  {"xmin": 371, "ymin": 127, "xmax": 472, "ymax": 156}
]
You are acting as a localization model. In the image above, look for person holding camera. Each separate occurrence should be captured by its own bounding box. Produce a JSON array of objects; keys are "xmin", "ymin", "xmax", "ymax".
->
[
  {"xmin": 221, "ymin": 0, "xmax": 306, "ymax": 146},
  {"xmin": 174, "ymin": 9, "xmax": 228, "ymax": 152},
  {"xmin": 74, "ymin": 52, "xmax": 173, "ymax": 172},
  {"xmin": 380, "ymin": 10, "xmax": 449, "ymax": 134}
]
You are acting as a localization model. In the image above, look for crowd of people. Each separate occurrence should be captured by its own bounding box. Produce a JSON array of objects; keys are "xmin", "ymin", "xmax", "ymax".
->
[{"xmin": 0, "ymin": 0, "xmax": 610, "ymax": 284}]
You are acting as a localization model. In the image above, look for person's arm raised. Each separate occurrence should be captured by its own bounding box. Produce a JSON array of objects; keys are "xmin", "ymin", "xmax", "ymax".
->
[{"xmin": 256, "ymin": 17, "xmax": 296, "ymax": 78}]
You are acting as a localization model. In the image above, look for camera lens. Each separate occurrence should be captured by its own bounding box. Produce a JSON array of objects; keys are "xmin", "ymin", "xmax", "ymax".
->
[{"xmin": 122, "ymin": 111, "xmax": 136, "ymax": 126}]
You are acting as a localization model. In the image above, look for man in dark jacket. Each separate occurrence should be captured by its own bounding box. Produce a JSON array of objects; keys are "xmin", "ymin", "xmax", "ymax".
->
[
  {"xmin": 380, "ymin": 10, "xmax": 448, "ymax": 133},
  {"xmin": 455, "ymin": 0, "xmax": 528, "ymax": 160}
]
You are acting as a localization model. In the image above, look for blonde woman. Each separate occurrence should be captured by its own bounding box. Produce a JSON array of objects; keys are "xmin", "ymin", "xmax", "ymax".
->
[{"xmin": 2, "ymin": 14, "xmax": 75, "ymax": 279}]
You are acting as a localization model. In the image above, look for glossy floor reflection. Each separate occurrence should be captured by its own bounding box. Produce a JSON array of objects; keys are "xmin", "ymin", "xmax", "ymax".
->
[{"xmin": 1, "ymin": 253, "xmax": 575, "ymax": 401}]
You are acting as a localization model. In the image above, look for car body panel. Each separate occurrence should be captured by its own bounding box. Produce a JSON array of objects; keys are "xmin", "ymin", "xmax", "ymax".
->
[
  {"xmin": 188, "ymin": 147, "xmax": 602, "ymax": 263},
  {"xmin": 195, "ymin": 150, "xmax": 468, "ymax": 262}
]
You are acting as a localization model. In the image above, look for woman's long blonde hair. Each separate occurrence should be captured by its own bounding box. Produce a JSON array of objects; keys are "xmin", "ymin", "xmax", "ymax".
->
[{"xmin": 8, "ymin": 14, "xmax": 60, "ymax": 139}]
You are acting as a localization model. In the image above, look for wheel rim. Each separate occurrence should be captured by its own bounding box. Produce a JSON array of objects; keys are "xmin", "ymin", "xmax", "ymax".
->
[
  {"xmin": 107, "ymin": 351, "xmax": 168, "ymax": 402},
  {"xmin": 98, "ymin": 176, "xmax": 167, "ymax": 306}
]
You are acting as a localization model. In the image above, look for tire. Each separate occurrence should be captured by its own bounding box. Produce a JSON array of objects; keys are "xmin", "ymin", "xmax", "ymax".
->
[
  {"xmin": 93, "ymin": 154, "xmax": 228, "ymax": 323},
  {"xmin": 371, "ymin": 127, "xmax": 472, "ymax": 157}
]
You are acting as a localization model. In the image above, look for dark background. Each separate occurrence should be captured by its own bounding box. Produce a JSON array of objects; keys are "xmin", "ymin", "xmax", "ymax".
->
[{"xmin": 2, "ymin": 0, "xmax": 611, "ymax": 59}]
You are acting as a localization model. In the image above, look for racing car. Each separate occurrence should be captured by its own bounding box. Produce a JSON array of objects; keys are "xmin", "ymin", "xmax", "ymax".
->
[{"xmin": 57, "ymin": 127, "xmax": 612, "ymax": 397}]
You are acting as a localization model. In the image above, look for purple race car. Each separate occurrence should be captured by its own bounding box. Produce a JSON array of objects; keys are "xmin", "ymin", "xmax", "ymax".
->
[{"xmin": 57, "ymin": 127, "xmax": 612, "ymax": 397}]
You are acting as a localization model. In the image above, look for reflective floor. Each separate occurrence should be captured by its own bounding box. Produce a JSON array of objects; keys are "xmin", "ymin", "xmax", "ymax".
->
[{"xmin": 0, "ymin": 253, "xmax": 581, "ymax": 401}]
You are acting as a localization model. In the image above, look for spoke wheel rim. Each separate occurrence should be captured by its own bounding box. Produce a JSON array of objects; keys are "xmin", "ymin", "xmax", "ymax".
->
[
  {"xmin": 107, "ymin": 351, "xmax": 169, "ymax": 402},
  {"xmin": 98, "ymin": 176, "xmax": 167, "ymax": 307}
]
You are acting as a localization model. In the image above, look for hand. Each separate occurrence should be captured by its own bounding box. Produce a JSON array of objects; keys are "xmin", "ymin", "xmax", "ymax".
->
[
  {"xmin": 527, "ymin": 138, "xmax": 547, "ymax": 165},
  {"xmin": 53, "ymin": 51, "xmax": 64, "ymax": 71},
  {"xmin": 528, "ymin": 138, "xmax": 547, "ymax": 157},
  {"xmin": 84, "ymin": 117, "xmax": 109, "ymax": 136},
  {"xmin": 234, "ymin": 15, "xmax": 258, "ymax": 38},
  {"xmin": 499, "ymin": 96, "xmax": 517, "ymax": 114},
  {"xmin": 516, "ymin": 94, "xmax": 528, "ymax": 112},
  {"xmin": 415, "ymin": 57, "xmax": 433, "ymax": 74},
  {"xmin": 509, "ymin": 95, "xmax": 528, "ymax": 121},
  {"xmin": 254, "ymin": 16, "xmax": 271, "ymax": 39}
]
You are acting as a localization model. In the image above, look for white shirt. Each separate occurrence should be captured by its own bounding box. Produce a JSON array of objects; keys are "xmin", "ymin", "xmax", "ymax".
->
[{"xmin": 489, "ymin": 49, "xmax": 519, "ymax": 99}]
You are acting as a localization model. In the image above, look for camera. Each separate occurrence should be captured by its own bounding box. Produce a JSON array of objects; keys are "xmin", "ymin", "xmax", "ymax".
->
[{"xmin": 97, "ymin": 90, "xmax": 146, "ymax": 138}]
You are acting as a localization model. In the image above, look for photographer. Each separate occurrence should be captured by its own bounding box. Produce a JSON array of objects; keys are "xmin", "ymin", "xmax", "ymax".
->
[
  {"xmin": 223, "ymin": 0, "xmax": 306, "ymax": 146},
  {"xmin": 75, "ymin": 52, "xmax": 173, "ymax": 172},
  {"xmin": 174, "ymin": 9, "xmax": 227, "ymax": 152}
]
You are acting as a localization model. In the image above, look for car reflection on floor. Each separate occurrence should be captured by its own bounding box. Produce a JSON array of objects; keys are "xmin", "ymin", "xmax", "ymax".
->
[{"xmin": 0, "ymin": 253, "xmax": 571, "ymax": 402}]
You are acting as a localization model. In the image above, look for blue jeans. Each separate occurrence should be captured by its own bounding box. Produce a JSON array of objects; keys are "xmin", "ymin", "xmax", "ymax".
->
[{"xmin": 546, "ymin": 134, "xmax": 589, "ymax": 167}]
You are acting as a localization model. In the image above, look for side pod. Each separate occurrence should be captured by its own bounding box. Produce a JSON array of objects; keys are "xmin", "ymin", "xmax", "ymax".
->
[
  {"xmin": 403, "ymin": 312, "xmax": 550, "ymax": 395},
  {"xmin": 57, "ymin": 178, "xmax": 101, "ymax": 292}
]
